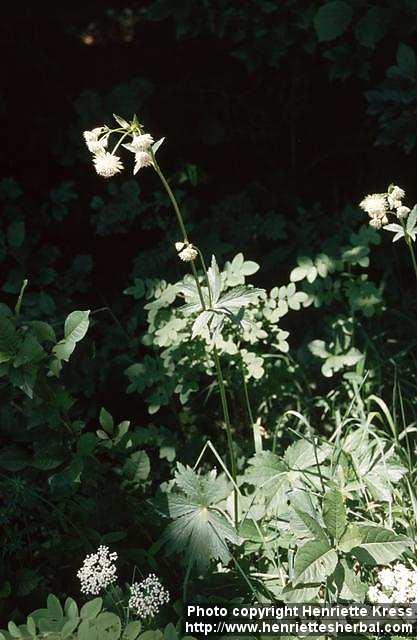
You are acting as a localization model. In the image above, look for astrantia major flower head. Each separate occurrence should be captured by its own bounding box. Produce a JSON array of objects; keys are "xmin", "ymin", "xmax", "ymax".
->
[
  {"xmin": 124, "ymin": 134, "xmax": 154, "ymax": 153},
  {"xmin": 93, "ymin": 152, "xmax": 124, "ymax": 178},
  {"xmin": 83, "ymin": 127, "xmax": 106, "ymax": 142},
  {"xmin": 178, "ymin": 244, "xmax": 198, "ymax": 262},
  {"xmin": 128, "ymin": 573, "xmax": 170, "ymax": 619},
  {"xmin": 133, "ymin": 151, "xmax": 153, "ymax": 175},
  {"xmin": 388, "ymin": 184, "xmax": 405, "ymax": 209},
  {"xmin": 396, "ymin": 205, "xmax": 410, "ymax": 220},
  {"xmin": 359, "ymin": 193, "xmax": 387, "ymax": 217},
  {"xmin": 77, "ymin": 545, "xmax": 118, "ymax": 595}
]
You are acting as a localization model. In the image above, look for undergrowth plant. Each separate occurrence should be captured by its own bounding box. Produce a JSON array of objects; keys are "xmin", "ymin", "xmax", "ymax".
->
[{"xmin": 3, "ymin": 113, "xmax": 417, "ymax": 639}]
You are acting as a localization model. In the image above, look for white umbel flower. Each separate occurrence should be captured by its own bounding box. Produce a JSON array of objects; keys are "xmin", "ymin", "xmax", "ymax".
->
[
  {"xmin": 77, "ymin": 545, "xmax": 118, "ymax": 595},
  {"xmin": 124, "ymin": 134, "xmax": 154, "ymax": 153},
  {"xmin": 396, "ymin": 205, "xmax": 410, "ymax": 220},
  {"xmin": 128, "ymin": 574, "xmax": 170, "ymax": 619},
  {"xmin": 93, "ymin": 152, "xmax": 124, "ymax": 178},
  {"xmin": 368, "ymin": 563, "xmax": 417, "ymax": 604},
  {"xmin": 133, "ymin": 151, "xmax": 153, "ymax": 174},
  {"xmin": 178, "ymin": 244, "xmax": 198, "ymax": 262}
]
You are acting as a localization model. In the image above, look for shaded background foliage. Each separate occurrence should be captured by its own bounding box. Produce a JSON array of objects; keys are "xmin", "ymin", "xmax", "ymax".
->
[{"xmin": 2, "ymin": 0, "xmax": 417, "ymax": 622}]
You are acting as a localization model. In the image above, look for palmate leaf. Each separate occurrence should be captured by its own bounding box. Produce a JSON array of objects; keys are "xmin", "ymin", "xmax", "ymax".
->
[{"xmin": 160, "ymin": 464, "xmax": 237, "ymax": 570}]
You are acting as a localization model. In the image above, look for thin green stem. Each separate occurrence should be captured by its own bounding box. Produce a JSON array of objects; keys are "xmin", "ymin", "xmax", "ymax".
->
[
  {"xmin": 15, "ymin": 279, "xmax": 28, "ymax": 318},
  {"xmin": 111, "ymin": 131, "xmax": 131, "ymax": 155},
  {"xmin": 238, "ymin": 352, "xmax": 262, "ymax": 453},
  {"xmin": 213, "ymin": 344, "xmax": 238, "ymax": 525},
  {"xmin": 152, "ymin": 161, "xmax": 238, "ymax": 524},
  {"xmin": 152, "ymin": 159, "xmax": 189, "ymax": 242},
  {"xmin": 406, "ymin": 235, "xmax": 417, "ymax": 286}
]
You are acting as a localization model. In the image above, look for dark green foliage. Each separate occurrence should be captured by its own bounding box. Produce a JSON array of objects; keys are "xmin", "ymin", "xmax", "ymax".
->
[{"xmin": 3, "ymin": 0, "xmax": 417, "ymax": 625}]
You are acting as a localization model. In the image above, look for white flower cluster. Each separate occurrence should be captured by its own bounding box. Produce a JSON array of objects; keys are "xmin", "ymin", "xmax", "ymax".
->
[
  {"xmin": 175, "ymin": 241, "xmax": 198, "ymax": 262},
  {"xmin": 128, "ymin": 573, "xmax": 170, "ymax": 619},
  {"xmin": 368, "ymin": 563, "xmax": 417, "ymax": 603},
  {"xmin": 83, "ymin": 116, "xmax": 155, "ymax": 178},
  {"xmin": 77, "ymin": 545, "xmax": 118, "ymax": 595},
  {"xmin": 359, "ymin": 184, "xmax": 410, "ymax": 229}
]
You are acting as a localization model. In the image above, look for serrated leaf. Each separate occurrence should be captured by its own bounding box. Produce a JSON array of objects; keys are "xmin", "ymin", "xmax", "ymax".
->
[
  {"xmin": 322, "ymin": 489, "xmax": 347, "ymax": 541},
  {"xmin": 123, "ymin": 450, "xmax": 150, "ymax": 483}
]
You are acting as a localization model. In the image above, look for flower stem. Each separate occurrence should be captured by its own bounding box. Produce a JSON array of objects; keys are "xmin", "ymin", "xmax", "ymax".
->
[
  {"xmin": 238, "ymin": 352, "xmax": 262, "ymax": 453},
  {"xmin": 405, "ymin": 235, "xmax": 417, "ymax": 287},
  {"xmin": 152, "ymin": 160, "xmax": 239, "ymax": 525},
  {"xmin": 195, "ymin": 247, "xmax": 239, "ymax": 523}
]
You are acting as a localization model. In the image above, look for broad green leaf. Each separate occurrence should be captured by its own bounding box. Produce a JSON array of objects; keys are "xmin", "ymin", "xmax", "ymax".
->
[
  {"xmin": 8, "ymin": 622, "xmax": 21, "ymax": 638},
  {"xmin": 351, "ymin": 526, "xmax": 411, "ymax": 565},
  {"xmin": 64, "ymin": 597, "xmax": 79, "ymax": 619},
  {"xmin": 138, "ymin": 632, "xmax": 163, "ymax": 640},
  {"xmin": 245, "ymin": 451, "xmax": 286, "ymax": 488},
  {"xmin": 64, "ymin": 310, "xmax": 90, "ymax": 342},
  {"xmin": 123, "ymin": 450, "xmax": 150, "ymax": 483},
  {"xmin": 96, "ymin": 611, "xmax": 121, "ymax": 639},
  {"xmin": 161, "ymin": 467, "xmax": 237, "ymax": 570},
  {"xmin": 354, "ymin": 6, "xmax": 388, "ymax": 49},
  {"xmin": 29, "ymin": 320, "xmax": 56, "ymax": 343},
  {"xmin": 293, "ymin": 509, "xmax": 328, "ymax": 543},
  {"xmin": 293, "ymin": 539, "xmax": 338, "ymax": 585},
  {"xmin": 122, "ymin": 621, "xmax": 142, "ymax": 640},
  {"xmin": 281, "ymin": 583, "xmax": 320, "ymax": 603},
  {"xmin": 99, "ymin": 407, "xmax": 114, "ymax": 434},
  {"xmin": 61, "ymin": 618, "xmax": 80, "ymax": 638},
  {"xmin": 80, "ymin": 597, "xmax": 103, "ymax": 620},
  {"xmin": 47, "ymin": 594, "xmax": 63, "ymax": 619},
  {"xmin": 163, "ymin": 624, "xmax": 178, "ymax": 640},
  {"xmin": 338, "ymin": 524, "xmax": 362, "ymax": 553},
  {"xmin": 322, "ymin": 489, "xmax": 347, "ymax": 540},
  {"xmin": 0, "ymin": 316, "xmax": 19, "ymax": 361},
  {"xmin": 26, "ymin": 617, "xmax": 36, "ymax": 637},
  {"xmin": 284, "ymin": 439, "xmax": 331, "ymax": 471},
  {"xmin": 397, "ymin": 42, "xmax": 416, "ymax": 76},
  {"xmin": 334, "ymin": 559, "xmax": 367, "ymax": 602},
  {"xmin": 314, "ymin": 1, "xmax": 353, "ymax": 42}
]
